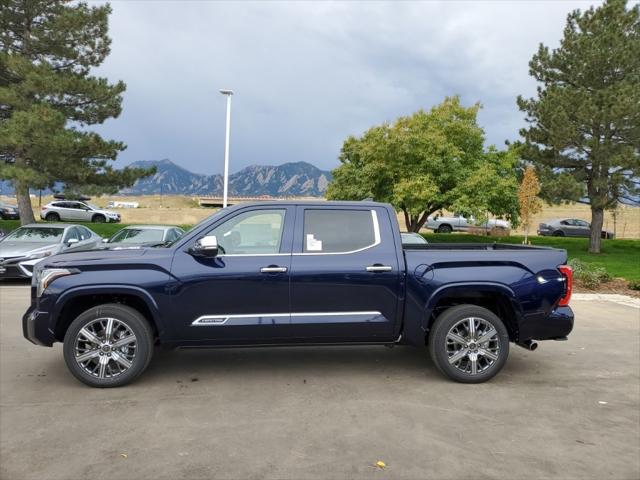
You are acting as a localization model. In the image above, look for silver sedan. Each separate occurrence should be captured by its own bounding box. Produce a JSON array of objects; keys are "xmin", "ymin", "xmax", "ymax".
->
[{"xmin": 0, "ymin": 224, "xmax": 101, "ymax": 279}]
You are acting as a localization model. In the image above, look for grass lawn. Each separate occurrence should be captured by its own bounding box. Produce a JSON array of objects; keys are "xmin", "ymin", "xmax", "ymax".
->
[{"xmin": 1, "ymin": 220, "xmax": 638, "ymax": 281}]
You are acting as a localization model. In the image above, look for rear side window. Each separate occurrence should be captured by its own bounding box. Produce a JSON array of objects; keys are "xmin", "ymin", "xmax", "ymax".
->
[{"xmin": 303, "ymin": 209, "xmax": 378, "ymax": 253}]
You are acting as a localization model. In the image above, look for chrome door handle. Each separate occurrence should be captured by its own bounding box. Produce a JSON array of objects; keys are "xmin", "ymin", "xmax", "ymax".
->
[
  {"xmin": 260, "ymin": 266, "xmax": 288, "ymax": 273},
  {"xmin": 366, "ymin": 265, "xmax": 392, "ymax": 272}
]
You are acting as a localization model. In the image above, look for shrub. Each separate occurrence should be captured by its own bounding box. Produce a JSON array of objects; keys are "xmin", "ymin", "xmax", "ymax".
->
[
  {"xmin": 568, "ymin": 258, "xmax": 612, "ymax": 289},
  {"xmin": 629, "ymin": 280, "xmax": 640, "ymax": 291}
]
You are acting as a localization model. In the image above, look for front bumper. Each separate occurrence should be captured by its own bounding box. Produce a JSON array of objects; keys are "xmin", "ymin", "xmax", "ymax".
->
[
  {"xmin": 519, "ymin": 306, "xmax": 574, "ymax": 342},
  {"xmin": 0, "ymin": 257, "xmax": 40, "ymax": 279},
  {"xmin": 23, "ymin": 305, "xmax": 55, "ymax": 346}
]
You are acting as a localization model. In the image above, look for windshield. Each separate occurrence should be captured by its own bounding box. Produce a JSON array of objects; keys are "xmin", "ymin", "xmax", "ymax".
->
[
  {"xmin": 85, "ymin": 203, "xmax": 100, "ymax": 210},
  {"xmin": 110, "ymin": 229, "xmax": 164, "ymax": 244},
  {"xmin": 4, "ymin": 227, "xmax": 64, "ymax": 242}
]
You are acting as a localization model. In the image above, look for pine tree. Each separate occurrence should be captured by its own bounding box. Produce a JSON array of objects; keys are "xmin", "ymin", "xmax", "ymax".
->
[
  {"xmin": 517, "ymin": 0, "xmax": 640, "ymax": 253},
  {"xmin": 0, "ymin": 0, "xmax": 153, "ymax": 224}
]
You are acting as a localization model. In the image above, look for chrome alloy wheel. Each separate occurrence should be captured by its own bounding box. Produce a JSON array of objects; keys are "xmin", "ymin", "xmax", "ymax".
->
[
  {"xmin": 445, "ymin": 317, "xmax": 500, "ymax": 375},
  {"xmin": 74, "ymin": 317, "xmax": 138, "ymax": 379}
]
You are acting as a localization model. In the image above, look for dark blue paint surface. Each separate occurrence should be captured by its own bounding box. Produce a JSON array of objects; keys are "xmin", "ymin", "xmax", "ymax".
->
[{"xmin": 23, "ymin": 201, "xmax": 574, "ymax": 348}]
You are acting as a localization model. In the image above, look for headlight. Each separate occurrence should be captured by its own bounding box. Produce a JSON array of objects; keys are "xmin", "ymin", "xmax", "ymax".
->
[
  {"xmin": 27, "ymin": 250, "xmax": 53, "ymax": 260},
  {"xmin": 36, "ymin": 268, "xmax": 75, "ymax": 297}
]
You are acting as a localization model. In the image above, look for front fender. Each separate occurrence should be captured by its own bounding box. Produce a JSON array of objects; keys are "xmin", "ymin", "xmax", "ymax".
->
[{"xmin": 51, "ymin": 284, "xmax": 165, "ymax": 335}]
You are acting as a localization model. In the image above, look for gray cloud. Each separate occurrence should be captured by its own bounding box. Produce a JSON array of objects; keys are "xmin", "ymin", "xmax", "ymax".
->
[{"xmin": 92, "ymin": 0, "xmax": 597, "ymax": 175}]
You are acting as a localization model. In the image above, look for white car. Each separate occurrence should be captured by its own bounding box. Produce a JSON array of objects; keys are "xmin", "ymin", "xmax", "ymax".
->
[
  {"xmin": 426, "ymin": 214, "xmax": 510, "ymax": 234},
  {"xmin": 0, "ymin": 223, "xmax": 101, "ymax": 279},
  {"xmin": 40, "ymin": 200, "xmax": 121, "ymax": 223}
]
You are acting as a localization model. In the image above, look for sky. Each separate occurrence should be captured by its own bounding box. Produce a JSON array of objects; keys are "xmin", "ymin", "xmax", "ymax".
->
[{"xmin": 92, "ymin": 0, "xmax": 602, "ymax": 175}]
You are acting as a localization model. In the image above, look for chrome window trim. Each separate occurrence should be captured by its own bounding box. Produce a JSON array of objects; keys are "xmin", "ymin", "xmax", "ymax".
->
[
  {"xmin": 191, "ymin": 311, "xmax": 382, "ymax": 326},
  {"xmin": 295, "ymin": 209, "xmax": 381, "ymax": 256}
]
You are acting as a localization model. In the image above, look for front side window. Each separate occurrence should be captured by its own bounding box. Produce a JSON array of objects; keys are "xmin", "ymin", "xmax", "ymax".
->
[
  {"xmin": 206, "ymin": 209, "xmax": 286, "ymax": 255},
  {"xmin": 64, "ymin": 227, "xmax": 80, "ymax": 242},
  {"xmin": 303, "ymin": 209, "xmax": 378, "ymax": 253}
]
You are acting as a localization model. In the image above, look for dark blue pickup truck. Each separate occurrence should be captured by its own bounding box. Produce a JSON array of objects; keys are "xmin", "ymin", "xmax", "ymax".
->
[{"xmin": 23, "ymin": 201, "xmax": 574, "ymax": 387}]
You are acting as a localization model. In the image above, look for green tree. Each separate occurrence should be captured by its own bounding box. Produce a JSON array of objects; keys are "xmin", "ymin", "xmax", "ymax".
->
[
  {"xmin": 326, "ymin": 96, "xmax": 520, "ymax": 232},
  {"xmin": 517, "ymin": 0, "xmax": 640, "ymax": 253},
  {"xmin": 0, "ymin": 0, "xmax": 154, "ymax": 224}
]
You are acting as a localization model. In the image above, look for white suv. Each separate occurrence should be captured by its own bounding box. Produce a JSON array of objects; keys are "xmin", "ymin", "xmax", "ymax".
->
[{"xmin": 41, "ymin": 201, "xmax": 121, "ymax": 223}]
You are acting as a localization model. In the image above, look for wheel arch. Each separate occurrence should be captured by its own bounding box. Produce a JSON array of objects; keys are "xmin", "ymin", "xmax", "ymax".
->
[
  {"xmin": 52, "ymin": 286, "xmax": 163, "ymax": 342},
  {"xmin": 424, "ymin": 283, "xmax": 523, "ymax": 342}
]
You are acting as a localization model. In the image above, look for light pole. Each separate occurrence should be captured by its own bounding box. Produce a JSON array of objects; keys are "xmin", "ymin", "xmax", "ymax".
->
[{"xmin": 219, "ymin": 89, "xmax": 234, "ymax": 208}]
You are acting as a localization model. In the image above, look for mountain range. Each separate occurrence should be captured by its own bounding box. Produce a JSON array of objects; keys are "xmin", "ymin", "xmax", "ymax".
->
[
  {"xmin": 0, "ymin": 160, "xmax": 332, "ymax": 197},
  {"xmin": 121, "ymin": 159, "xmax": 332, "ymax": 197}
]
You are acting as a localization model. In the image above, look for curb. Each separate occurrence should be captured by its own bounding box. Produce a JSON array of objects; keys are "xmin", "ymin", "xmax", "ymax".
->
[{"xmin": 572, "ymin": 293, "xmax": 640, "ymax": 309}]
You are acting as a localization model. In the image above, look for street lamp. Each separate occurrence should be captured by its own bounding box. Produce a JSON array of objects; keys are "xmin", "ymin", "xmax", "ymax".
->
[{"xmin": 219, "ymin": 89, "xmax": 234, "ymax": 208}]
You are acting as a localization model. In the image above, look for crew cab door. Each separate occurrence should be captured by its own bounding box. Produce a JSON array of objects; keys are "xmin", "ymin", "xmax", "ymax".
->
[
  {"xmin": 288, "ymin": 205, "xmax": 402, "ymax": 342},
  {"xmin": 169, "ymin": 206, "xmax": 294, "ymax": 342}
]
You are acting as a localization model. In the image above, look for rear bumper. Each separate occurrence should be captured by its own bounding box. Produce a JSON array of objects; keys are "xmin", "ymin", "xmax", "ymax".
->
[
  {"xmin": 22, "ymin": 305, "xmax": 55, "ymax": 346},
  {"xmin": 519, "ymin": 306, "xmax": 574, "ymax": 342}
]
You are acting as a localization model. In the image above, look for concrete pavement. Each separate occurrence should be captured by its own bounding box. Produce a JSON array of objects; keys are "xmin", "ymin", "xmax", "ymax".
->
[{"xmin": 1, "ymin": 284, "xmax": 639, "ymax": 479}]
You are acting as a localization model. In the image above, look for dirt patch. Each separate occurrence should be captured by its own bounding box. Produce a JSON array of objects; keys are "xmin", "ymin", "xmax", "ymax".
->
[{"xmin": 574, "ymin": 278, "xmax": 640, "ymax": 298}]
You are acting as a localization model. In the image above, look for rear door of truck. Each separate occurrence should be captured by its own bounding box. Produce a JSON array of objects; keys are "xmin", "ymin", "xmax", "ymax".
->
[{"xmin": 288, "ymin": 204, "xmax": 402, "ymax": 342}]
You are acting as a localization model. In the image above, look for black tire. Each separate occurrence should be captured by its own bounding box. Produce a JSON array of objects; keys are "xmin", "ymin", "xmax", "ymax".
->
[
  {"xmin": 92, "ymin": 214, "xmax": 106, "ymax": 223},
  {"xmin": 45, "ymin": 212, "xmax": 60, "ymax": 222},
  {"xmin": 437, "ymin": 224, "xmax": 453, "ymax": 234},
  {"xmin": 552, "ymin": 230, "xmax": 565, "ymax": 237},
  {"xmin": 428, "ymin": 304, "xmax": 510, "ymax": 384},
  {"xmin": 63, "ymin": 304, "xmax": 154, "ymax": 388}
]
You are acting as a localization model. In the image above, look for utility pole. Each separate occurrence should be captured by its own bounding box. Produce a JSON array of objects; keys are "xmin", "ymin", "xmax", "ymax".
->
[{"xmin": 219, "ymin": 89, "xmax": 234, "ymax": 208}]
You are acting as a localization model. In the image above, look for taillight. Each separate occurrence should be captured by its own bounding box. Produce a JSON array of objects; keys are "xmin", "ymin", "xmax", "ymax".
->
[{"xmin": 558, "ymin": 265, "xmax": 573, "ymax": 306}]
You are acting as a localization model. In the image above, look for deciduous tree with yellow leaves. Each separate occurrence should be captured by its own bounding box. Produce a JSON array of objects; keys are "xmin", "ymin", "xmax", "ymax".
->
[{"xmin": 518, "ymin": 166, "xmax": 543, "ymax": 244}]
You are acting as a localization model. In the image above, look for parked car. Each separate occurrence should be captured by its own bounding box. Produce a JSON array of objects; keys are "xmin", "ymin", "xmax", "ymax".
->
[
  {"xmin": 400, "ymin": 232, "xmax": 428, "ymax": 245},
  {"xmin": 41, "ymin": 201, "xmax": 121, "ymax": 223},
  {"xmin": 0, "ymin": 224, "xmax": 101, "ymax": 279},
  {"xmin": 23, "ymin": 201, "xmax": 574, "ymax": 387},
  {"xmin": 426, "ymin": 213, "xmax": 510, "ymax": 234},
  {"xmin": 537, "ymin": 218, "xmax": 615, "ymax": 239},
  {"xmin": 0, "ymin": 201, "xmax": 20, "ymax": 220},
  {"xmin": 103, "ymin": 225, "xmax": 185, "ymax": 249}
]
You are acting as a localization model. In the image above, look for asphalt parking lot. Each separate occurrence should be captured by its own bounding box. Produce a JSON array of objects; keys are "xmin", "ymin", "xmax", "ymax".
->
[{"xmin": 1, "ymin": 284, "xmax": 639, "ymax": 480}]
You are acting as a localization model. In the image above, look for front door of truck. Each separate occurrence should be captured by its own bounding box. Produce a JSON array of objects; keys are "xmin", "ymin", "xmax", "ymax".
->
[
  {"xmin": 288, "ymin": 205, "xmax": 402, "ymax": 342},
  {"xmin": 170, "ymin": 206, "xmax": 294, "ymax": 342}
]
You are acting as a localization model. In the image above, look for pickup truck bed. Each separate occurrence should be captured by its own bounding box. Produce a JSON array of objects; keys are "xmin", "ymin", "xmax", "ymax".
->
[{"xmin": 23, "ymin": 201, "xmax": 574, "ymax": 387}]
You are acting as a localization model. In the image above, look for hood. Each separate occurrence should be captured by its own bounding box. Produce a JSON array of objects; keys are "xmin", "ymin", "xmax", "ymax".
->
[
  {"xmin": 0, "ymin": 241, "xmax": 61, "ymax": 259},
  {"xmin": 43, "ymin": 247, "xmax": 150, "ymax": 266}
]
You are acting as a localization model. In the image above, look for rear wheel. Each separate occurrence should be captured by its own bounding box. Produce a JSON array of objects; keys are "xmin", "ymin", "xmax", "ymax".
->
[
  {"xmin": 92, "ymin": 214, "xmax": 106, "ymax": 223},
  {"xmin": 63, "ymin": 304, "xmax": 154, "ymax": 388},
  {"xmin": 437, "ymin": 224, "xmax": 453, "ymax": 234},
  {"xmin": 428, "ymin": 304, "xmax": 509, "ymax": 383},
  {"xmin": 45, "ymin": 212, "xmax": 60, "ymax": 222}
]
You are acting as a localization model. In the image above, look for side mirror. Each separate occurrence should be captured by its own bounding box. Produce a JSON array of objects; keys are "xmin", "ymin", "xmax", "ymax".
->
[
  {"xmin": 66, "ymin": 238, "xmax": 79, "ymax": 247},
  {"xmin": 190, "ymin": 235, "xmax": 219, "ymax": 257}
]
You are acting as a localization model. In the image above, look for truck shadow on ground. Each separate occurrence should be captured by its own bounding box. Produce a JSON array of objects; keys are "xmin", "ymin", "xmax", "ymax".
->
[{"xmin": 140, "ymin": 345, "xmax": 534, "ymax": 385}]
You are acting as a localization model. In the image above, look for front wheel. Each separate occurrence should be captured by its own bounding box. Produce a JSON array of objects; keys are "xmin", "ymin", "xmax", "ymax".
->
[
  {"xmin": 63, "ymin": 304, "xmax": 154, "ymax": 388},
  {"xmin": 92, "ymin": 214, "xmax": 106, "ymax": 223},
  {"xmin": 428, "ymin": 305, "xmax": 510, "ymax": 383}
]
